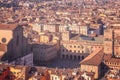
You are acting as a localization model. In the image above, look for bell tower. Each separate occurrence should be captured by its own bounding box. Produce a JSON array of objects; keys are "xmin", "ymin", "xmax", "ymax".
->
[{"xmin": 104, "ymin": 29, "xmax": 114, "ymax": 55}]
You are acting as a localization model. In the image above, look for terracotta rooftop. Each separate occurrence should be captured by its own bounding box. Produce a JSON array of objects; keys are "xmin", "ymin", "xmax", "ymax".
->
[
  {"xmin": 0, "ymin": 24, "xmax": 18, "ymax": 30},
  {"xmin": 0, "ymin": 64, "xmax": 26, "ymax": 70},
  {"xmin": 80, "ymin": 48, "xmax": 104, "ymax": 66},
  {"xmin": 103, "ymin": 54, "xmax": 120, "ymax": 63},
  {"xmin": 108, "ymin": 58, "xmax": 120, "ymax": 63},
  {"xmin": 103, "ymin": 54, "xmax": 112, "ymax": 61}
]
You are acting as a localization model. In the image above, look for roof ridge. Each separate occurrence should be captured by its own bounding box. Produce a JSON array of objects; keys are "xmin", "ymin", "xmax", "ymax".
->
[{"xmin": 80, "ymin": 48, "xmax": 103, "ymax": 64}]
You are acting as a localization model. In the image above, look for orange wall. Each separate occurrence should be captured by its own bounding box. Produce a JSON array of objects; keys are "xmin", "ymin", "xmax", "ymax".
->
[{"xmin": 0, "ymin": 30, "xmax": 13, "ymax": 44}]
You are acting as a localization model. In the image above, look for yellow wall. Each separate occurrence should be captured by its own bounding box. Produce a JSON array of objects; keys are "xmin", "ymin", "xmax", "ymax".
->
[
  {"xmin": 40, "ymin": 35, "xmax": 50, "ymax": 43},
  {"xmin": 10, "ymin": 67, "xmax": 22, "ymax": 77}
]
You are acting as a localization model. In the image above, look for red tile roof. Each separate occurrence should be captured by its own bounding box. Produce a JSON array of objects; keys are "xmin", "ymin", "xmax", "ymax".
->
[
  {"xmin": 80, "ymin": 48, "xmax": 104, "ymax": 66},
  {"xmin": 0, "ymin": 24, "xmax": 17, "ymax": 30},
  {"xmin": 103, "ymin": 54, "xmax": 120, "ymax": 63}
]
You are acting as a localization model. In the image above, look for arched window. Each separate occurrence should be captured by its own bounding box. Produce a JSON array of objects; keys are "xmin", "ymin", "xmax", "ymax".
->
[
  {"xmin": 74, "ymin": 50, "xmax": 76, "ymax": 53},
  {"xmin": 82, "ymin": 51, "xmax": 84, "ymax": 53},
  {"xmin": 74, "ymin": 45, "xmax": 76, "ymax": 48},
  {"xmin": 66, "ymin": 49, "xmax": 68, "ymax": 52}
]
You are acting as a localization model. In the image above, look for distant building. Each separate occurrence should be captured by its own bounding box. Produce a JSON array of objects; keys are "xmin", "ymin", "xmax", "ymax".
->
[
  {"xmin": 0, "ymin": 64, "xmax": 28, "ymax": 80},
  {"xmin": 60, "ymin": 31, "xmax": 103, "ymax": 61},
  {"xmin": 43, "ymin": 24, "xmax": 59, "ymax": 32},
  {"xmin": 61, "ymin": 30, "xmax": 71, "ymax": 41},
  {"xmin": 80, "ymin": 28, "xmax": 120, "ymax": 79},
  {"xmin": 0, "ymin": 24, "xmax": 31, "ymax": 64},
  {"xmin": 0, "ymin": 67, "xmax": 11, "ymax": 80},
  {"xmin": 80, "ymin": 48, "xmax": 104, "ymax": 79},
  {"xmin": 30, "ymin": 23, "xmax": 44, "ymax": 33},
  {"xmin": 80, "ymin": 25, "xmax": 88, "ymax": 35},
  {"xmin": 104, "ymin": 29, "xmax": 114, "ymax": 55},
  {"xmin": 33, "ymin": 43, "xmax": 59, "ymax": 65},
  {"xmin": 40, "ymin": 34, "xmax": 53, "ymax": 43}
]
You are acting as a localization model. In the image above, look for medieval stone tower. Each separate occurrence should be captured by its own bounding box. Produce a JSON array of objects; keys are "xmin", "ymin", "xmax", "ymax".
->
[{"xmin": 104, "ymin": 29, "xmax": 114, "ymax": 55}]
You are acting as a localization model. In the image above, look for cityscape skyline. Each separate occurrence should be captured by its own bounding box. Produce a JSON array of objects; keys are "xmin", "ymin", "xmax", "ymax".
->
[{"xmin": 0, "ymin": 0, "xmax": 120, "ymax": 80}]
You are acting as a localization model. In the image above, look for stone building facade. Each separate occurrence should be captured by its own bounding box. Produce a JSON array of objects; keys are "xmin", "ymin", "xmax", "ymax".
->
[
  {"xmin": 0, "ymin": 24, "xmax": 30, "ymax": 62},
  {"xmin": 80, "ymin": 48, "xmax": 104, "ymax": 79},
  {"xmin": 33, "ymin": 43, "xmax": 59, "ymax": 65},
  {"xmin": 60, "ymin": 30, "xmax": 103, "ymax": 61},
  {"xmin": 80, "ymin": 28, "xmax": 120, "ymax": 79}
]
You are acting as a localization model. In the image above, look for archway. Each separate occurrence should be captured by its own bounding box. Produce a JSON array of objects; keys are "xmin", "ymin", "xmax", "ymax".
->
[
  {"xmin": 70, "ymin": 55, "xmax": 72, "ymax": 60},
  {"xmin": 74, "ymin": 55, "xmax": 77, "ymax": 60},
  {"xmin": 78, "ymin": 56, "xmax": 80, "ymax": 60},
  {"xmin": 62, "ymin": 54, "xmax": 65, "ymax": 59},
  {"xmin": 66, "ymin": 55, "xmax": 69, "ymax": 59}
]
